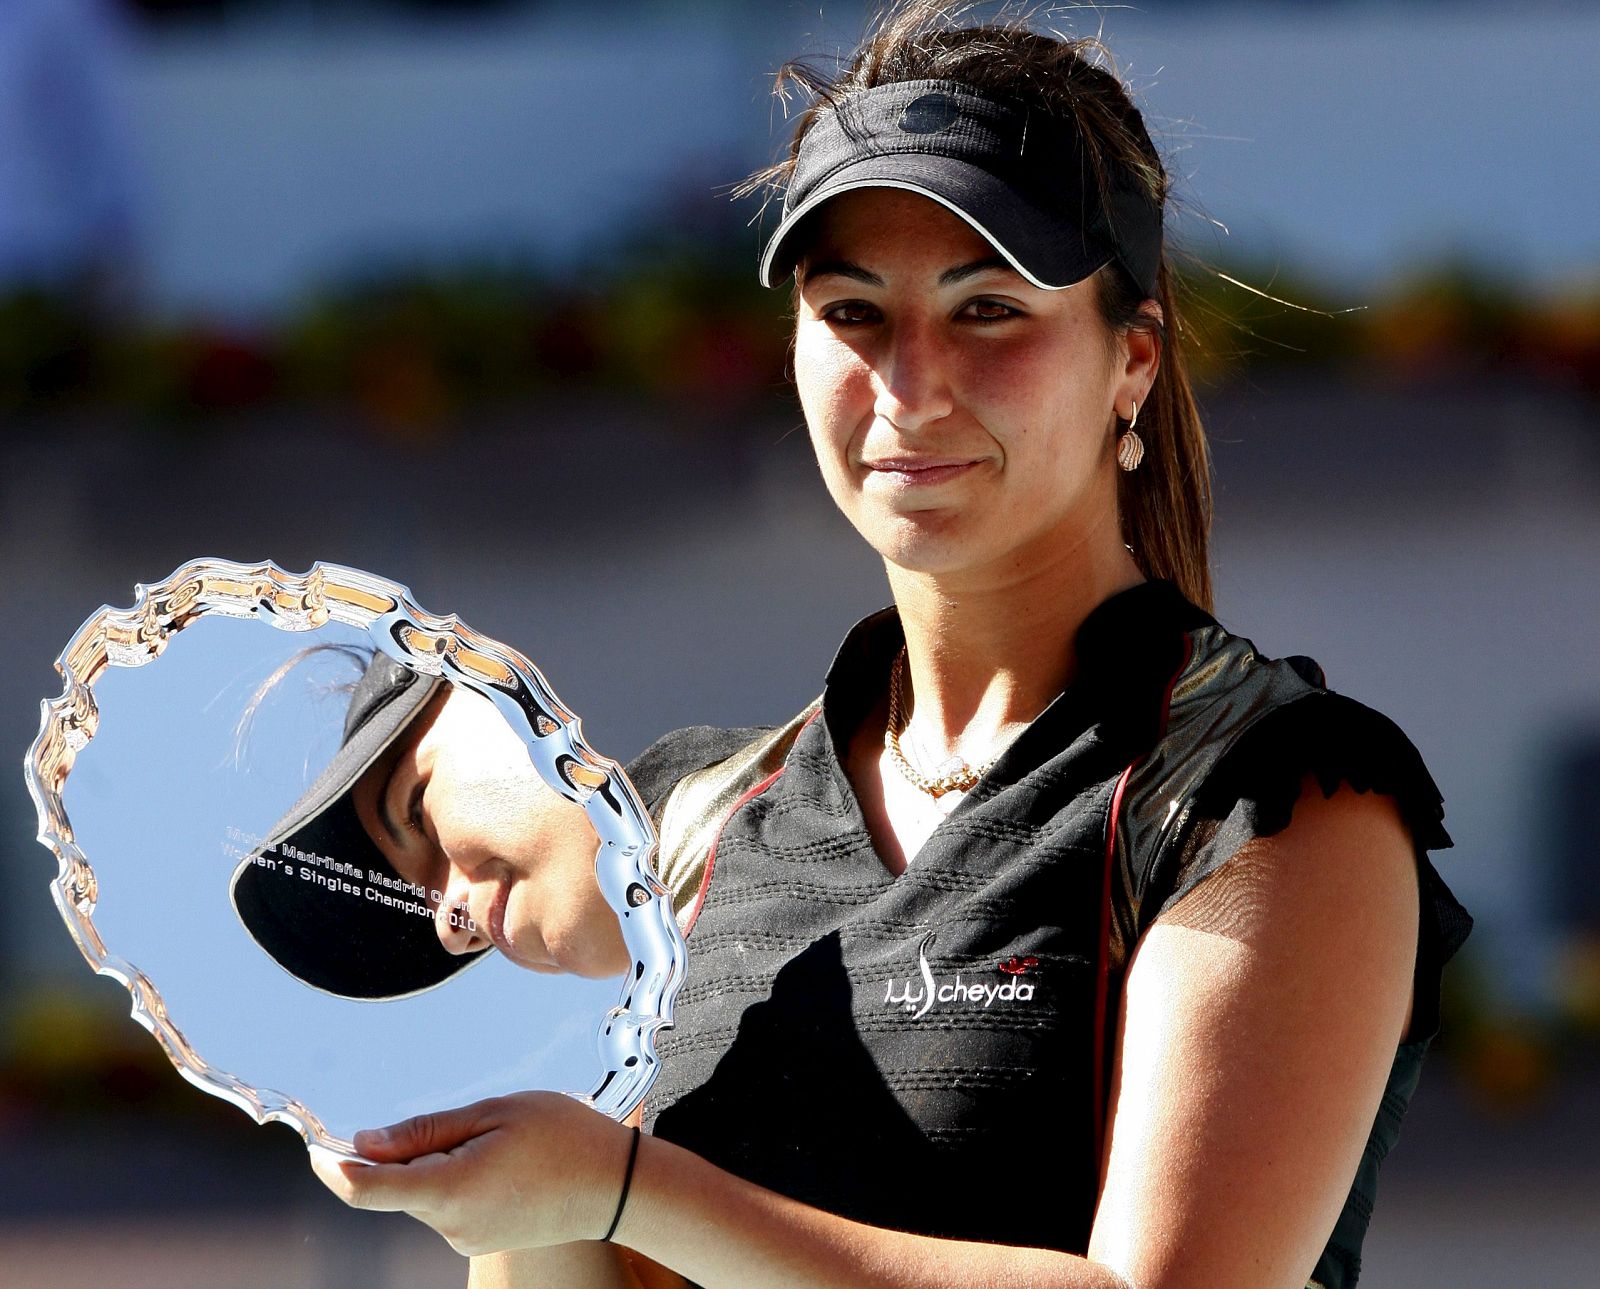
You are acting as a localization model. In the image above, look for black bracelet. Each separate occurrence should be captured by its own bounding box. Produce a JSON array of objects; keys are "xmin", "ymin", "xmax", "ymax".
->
[{"xmin": 601, "ymin": 1125, "xmax": 642, "ymax": 1243}]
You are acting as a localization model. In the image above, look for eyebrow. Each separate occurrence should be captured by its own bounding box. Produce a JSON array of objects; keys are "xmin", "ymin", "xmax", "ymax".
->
[
  {"xmin": 374, "ymin": 758, "xmax": 406, "ymax": 850},
  {"xmin": 801, "ymin": 255, "xmax": 1016, "ymax": 289},
  {"xmin": 939, "ymin": 255, "xmax": 1013, "ymax": 285},
  {"xmin": 802, "ymin": 259, "xmax": 883, "ymax": 287}
]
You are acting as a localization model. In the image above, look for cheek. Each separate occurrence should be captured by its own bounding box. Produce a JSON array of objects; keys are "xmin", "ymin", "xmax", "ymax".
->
[
  {"xmin": 979, "ymin": 336, "xmax": 1115, "ymax": 458},
  {"xmin": 794, "ymin": 326, "xmax": 871, "ymax": 445},
  {"xmin": 423, "ymin": 749, "xmax": 548, "ymax": 874}
]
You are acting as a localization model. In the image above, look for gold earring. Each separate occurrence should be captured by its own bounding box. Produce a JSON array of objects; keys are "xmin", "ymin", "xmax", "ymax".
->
[{"xmin": 1117, "ymin": 399, "xmax": 1145, "ymax": 472}]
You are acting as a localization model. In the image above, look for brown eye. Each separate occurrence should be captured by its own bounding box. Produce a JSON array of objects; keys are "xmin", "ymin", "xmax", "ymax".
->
[
  {"xmin": 404, "ymin": 781, "xmax": 426, "ymax": 836},
  {"xmin": 963, "ymin": 299, "xmax": 1018, "ymax": 321},
  {"xmin": 822, "ymin": 301, "xmax": 880, "ymax": 325}
]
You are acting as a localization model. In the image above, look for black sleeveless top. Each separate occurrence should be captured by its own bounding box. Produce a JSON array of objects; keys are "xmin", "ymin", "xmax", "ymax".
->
[{"xmin": 627, "ymin": 581, "xmax": 1471, "ymax": 1288}]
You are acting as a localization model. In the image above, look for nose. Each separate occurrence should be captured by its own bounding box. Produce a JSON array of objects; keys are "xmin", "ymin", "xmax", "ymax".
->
[
  {"xmin": 434, "ymin": 868, "xmax": 491, "ymax": 956},
  {"xmin": 872, "ymin": 317, "xmax": 954, "ymax": 432}
]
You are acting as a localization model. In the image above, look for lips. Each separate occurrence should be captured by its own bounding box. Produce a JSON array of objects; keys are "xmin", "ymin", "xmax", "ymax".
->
[
  {"xmin": 484, "ymin": 878, "xmax": 558, "ymax": 970},
  {"xmin": 862, "ymin": 457, "xmax": 980, "ymax": 486},
  {"xmin": 486, "ymin": 879, "xmax": 513, "ymax": 956}
]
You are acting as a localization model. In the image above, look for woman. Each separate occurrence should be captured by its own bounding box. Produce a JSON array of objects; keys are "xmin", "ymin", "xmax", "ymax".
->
[{"xmin": 314, "ymin": 6, "xmax": 1470, "ymax": 1286}]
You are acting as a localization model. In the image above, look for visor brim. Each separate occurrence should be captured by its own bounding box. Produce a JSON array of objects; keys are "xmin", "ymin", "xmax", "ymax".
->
[
  {"xmin": 759, "ymin": 154, "xmax": 1113, "ymax": 291},
  {"xmin": 229, "ymin": 667, "xmax": 491, "ymax": 1001}
]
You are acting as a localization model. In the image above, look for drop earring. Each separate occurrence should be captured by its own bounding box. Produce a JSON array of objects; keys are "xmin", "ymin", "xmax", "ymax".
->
[{"xmin": 1116, "ymin": 400, "xmax": 1145, "ymax": 472}]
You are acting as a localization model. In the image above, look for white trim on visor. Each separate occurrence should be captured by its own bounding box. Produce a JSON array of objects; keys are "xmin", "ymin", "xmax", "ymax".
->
[{"xmin": 759, "ymin": 178, "xmax": 1111, "ymax": 292}]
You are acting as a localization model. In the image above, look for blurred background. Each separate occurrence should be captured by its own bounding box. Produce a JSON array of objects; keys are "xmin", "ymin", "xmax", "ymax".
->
[{"xmin": 2, "ymin": 0, "xmax": 1596, "ymax": 1284}]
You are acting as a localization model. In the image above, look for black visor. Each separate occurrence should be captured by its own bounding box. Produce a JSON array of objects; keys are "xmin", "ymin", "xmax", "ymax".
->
[
  {"xmin": 229, "ymin": 654, "xmax": 491, "ymax": 1001},
  {"xmin": 759, "ymin": 79, "xmax": 1162, "ymax": 298}
]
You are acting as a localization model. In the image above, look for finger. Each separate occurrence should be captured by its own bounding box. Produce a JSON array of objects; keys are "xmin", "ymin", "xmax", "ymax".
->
[
  {"xmin": 309, "ymin": 1150, "xmax": 393, "ymax": 1206},
  {"xmin": 354, "ymin": 1100, "xmax": 502, "ymax": 1162},
  {"xmin": 312, "ymin": 1148, "xmax": 461, "ymax": 1213}
]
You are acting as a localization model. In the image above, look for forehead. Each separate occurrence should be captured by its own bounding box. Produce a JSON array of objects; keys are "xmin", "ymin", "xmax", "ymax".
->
[{"xmin": 796, "ymin": 188, "xmax": 1010, "ymax": 278}]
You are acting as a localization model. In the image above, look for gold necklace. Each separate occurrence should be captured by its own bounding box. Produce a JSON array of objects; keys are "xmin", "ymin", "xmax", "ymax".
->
[{"xmin": 884, "ymin": 648, "xmax": 991, "ymax": 799}]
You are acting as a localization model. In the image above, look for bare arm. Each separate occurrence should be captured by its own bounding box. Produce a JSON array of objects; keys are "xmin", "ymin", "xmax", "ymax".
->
[
  {"xmin": 466, "ymin": 1105, "xmax": 690, "ymax": 1289},
  {"xmin": 1088, "ymin": 779, "xmax": 1419, "ymax": 1286},
  {"xmin": 319, "ymin": 781, "xmax": 1417, "ymax": 1289}
]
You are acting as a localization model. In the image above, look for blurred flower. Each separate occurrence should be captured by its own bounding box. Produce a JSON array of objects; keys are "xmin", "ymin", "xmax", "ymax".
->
[
  {"xmin": 1553, "ymin": 933, "xmax": 1600, "ymax": 1035},
  {"xmin": 0, "ymin": 985, "xmax": 175, "ymax": 1115},
  {"xmin": 1454, "ymin": 1019, "xmax": 1557, "ymax": 1116},
  {"xmin": 2, "ymin": 247, "xmax": 1593, "ymax": 430}
]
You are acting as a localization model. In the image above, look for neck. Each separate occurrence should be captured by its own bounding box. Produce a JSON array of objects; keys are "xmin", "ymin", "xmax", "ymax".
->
[{"xmin": 884, "ymin": 534, "xmax": 1144, "ymax": 766}]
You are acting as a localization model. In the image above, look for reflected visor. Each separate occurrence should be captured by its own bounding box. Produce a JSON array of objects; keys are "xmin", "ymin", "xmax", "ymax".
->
[{"xmin": 229, "ymin": 654, "xmax": 489, "ymax": 1001}]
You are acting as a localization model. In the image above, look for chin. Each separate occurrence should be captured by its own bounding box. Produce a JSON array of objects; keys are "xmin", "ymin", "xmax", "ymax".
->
[
  {"xmin": 503, "ymin": 939, "xmax": 560, "ymax": 974},
  {"xmin": 500, "ymin": 907, "xmax": 559, "ymax": 973},
  {"xmin": 849, "ymin": 508, "xmax": 946, "ymax": 559},
  {"xmin": 874, "ymin": 528, "xmax": 992, "ymax": 577},
  {"xmin": 548, "ymin": 921, "xmax": 632, "ymax": 980}
]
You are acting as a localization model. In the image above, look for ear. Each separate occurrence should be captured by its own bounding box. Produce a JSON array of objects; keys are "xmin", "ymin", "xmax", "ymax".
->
[{"xmin": 1118, "ymin": 299, "xmax": 1164, "ymax": 414}]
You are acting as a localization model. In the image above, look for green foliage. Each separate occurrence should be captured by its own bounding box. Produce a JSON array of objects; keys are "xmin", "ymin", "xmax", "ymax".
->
[{"xmin": 3, "ymin": 240, "xmax": 1595, "ymax": 436}]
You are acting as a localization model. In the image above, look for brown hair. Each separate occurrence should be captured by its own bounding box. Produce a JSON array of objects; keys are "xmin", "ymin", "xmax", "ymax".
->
[{"xmin": 744, "ymin": 1, "xmax": 1214, "ymax": 610}]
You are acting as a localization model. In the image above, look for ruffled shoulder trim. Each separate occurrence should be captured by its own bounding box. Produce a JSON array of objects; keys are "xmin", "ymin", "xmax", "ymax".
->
[
  {"xmin": 1162, "ymin": 690, "xmax": 1473, "ymax": 1040},
  {"xmin": 1193, "ymin": 690, "xmax": 1452, "ymax": 855}
]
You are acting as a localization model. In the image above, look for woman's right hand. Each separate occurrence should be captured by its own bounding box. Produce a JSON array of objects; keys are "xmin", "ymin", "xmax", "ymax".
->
[{"xmin": 312, "ymin": 1091, "xmax": 636, "ymax": 1254}]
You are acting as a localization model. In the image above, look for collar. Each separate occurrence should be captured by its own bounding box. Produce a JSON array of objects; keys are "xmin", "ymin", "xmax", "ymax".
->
[{"xmin": 819, "ymin": 580, "xmax": 1214, "ymax": 787}]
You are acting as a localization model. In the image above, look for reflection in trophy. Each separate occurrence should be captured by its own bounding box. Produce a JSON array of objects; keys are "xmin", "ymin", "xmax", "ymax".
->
[
  {"xmin": 31, "ymin": 559, "xmax": 683, "ymax": 1150},
  {"xmin": 230, "ymin": 653, "xmax": 626, "ymax": 1000}
]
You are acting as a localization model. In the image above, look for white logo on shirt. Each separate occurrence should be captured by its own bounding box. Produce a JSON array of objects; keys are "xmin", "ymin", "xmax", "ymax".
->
[{"xmin": 883, "ymin": 941, "xmax": 1037, "ymax": 1020}]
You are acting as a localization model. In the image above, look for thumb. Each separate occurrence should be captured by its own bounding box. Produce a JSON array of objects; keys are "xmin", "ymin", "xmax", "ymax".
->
[{"xmin": 354, "ymin": 1100, "xmax": 501, "ymax": 1162}]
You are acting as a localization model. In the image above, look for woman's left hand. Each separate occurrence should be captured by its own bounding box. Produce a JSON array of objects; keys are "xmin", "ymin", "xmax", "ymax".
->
[{"xmin": 310, "ymin": 1091, "xmax": 636, "ymax": 1256}]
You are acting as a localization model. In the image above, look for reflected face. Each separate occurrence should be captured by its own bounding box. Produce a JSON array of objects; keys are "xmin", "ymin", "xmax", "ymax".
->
[
  {"xmin": 351, "ymin": 685, "xmax": 626, "ymax": 979},
  {"xmin": 792, "ymin": 189, "xmax": 1135, "ymax": 582}
]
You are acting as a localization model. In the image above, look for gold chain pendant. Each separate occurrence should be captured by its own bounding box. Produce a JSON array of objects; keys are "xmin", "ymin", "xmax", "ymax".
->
[{"xmin": 884, "ymin": 649, "xmax": 990, "ymax": 799}]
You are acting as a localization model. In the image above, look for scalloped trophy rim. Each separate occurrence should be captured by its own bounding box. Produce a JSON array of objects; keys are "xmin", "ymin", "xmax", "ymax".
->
[{"xmin": 24, "ymin": 556, "xmax": 686, "ymax": 1160}]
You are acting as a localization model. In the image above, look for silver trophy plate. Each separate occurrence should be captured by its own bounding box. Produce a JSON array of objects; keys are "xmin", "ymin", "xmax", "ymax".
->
[{"xmin": 25, "ymin": 558, "xmax": 685, "ymax": 1159}]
